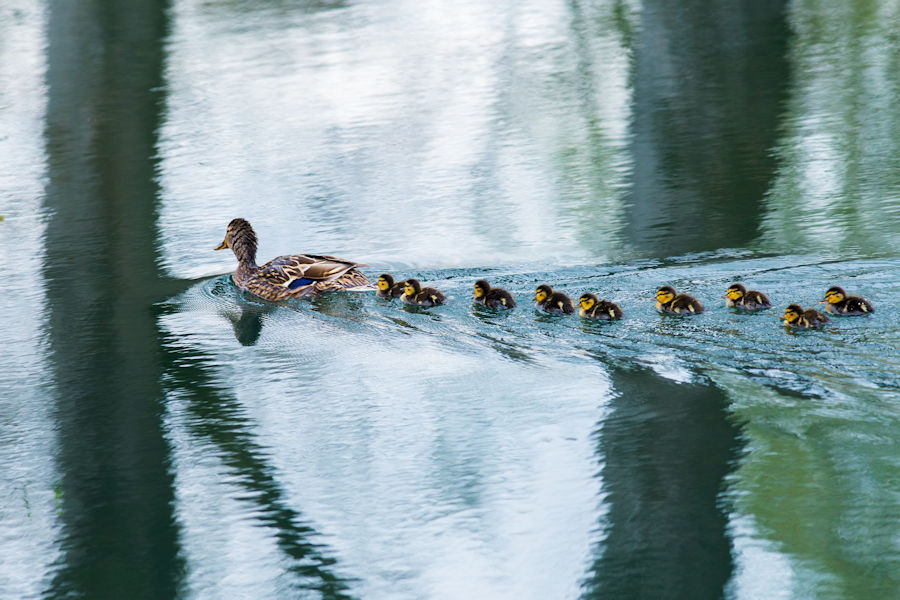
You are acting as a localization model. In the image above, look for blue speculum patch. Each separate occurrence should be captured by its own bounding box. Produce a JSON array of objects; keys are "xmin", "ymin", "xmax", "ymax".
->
[{"xmin": 288, "ymin": 278, "xmax": 314, "ymax": 290}]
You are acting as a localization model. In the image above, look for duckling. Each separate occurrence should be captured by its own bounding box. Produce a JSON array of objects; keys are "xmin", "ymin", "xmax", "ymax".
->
[
  {"xmin": 401, "ymin": 278, "xmax": 446, "ymax": 307},
  {"xmin": 782, "ymin": 304, "xmax": 830, "ymax": 329},
  {"xmin": 376, "ymin": 274, "xmax": 406, "ymax": 299},
  {"xmin": 473, "ymin": 280, "xmax": 516, "ymax": 309},
  {"xmin": 534, "ymin": 284, "xmax": 575, "ymax": 314},
  {"xmin": 820, "ymin": 286, "xmax": 874, "ymax": 316},
  {"xmin": 215, "ymin": 218, "xmax": 373, "ymax": 300},
  {"xmin": 578, "ymin": 293, "xmax": 623, "ymax": 320},
  {"xmin": 655, "ymin": 285, "xmax": 704, "ymax": 315},
  {"xmin": 723, "ymin": 283, "xmax": 771, "ymax": 310}
]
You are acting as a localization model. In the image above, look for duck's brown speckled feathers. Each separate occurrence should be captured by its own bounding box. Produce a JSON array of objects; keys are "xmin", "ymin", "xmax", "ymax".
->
[
  {"xmin": 782, "ymin": 304, "xmax": 829, "ymax": 329},
  {"xmin": 376, "ymin": 273, "xmax": 406, "ymax": 299},
  {"xmin": 401, "ymin": 278, "xmax": 446, "ymax": 307},
  {"xmin": 578, "ymin": 293, "xmax": 623, "ymax": 320},
  {"xmin": 821, "ymin": 286, "xmax": 874, "ymax": 316},
  {"xmin": 655, "ymin": 285, "xmax": 704, "ymax": 315},
  {"xmin": 534, "ymin": 284, "xmax": 574, "ymax": 314},
  {"xmin": 473, "ymin": 280, "xmax": 516, "ymax": 309},
  {"xmin": 724, "ymin": 283, "xmax": 771, "ymax": 310},
  {"xmin": 216, "ymin": 218, "xmax": 373, "ymax": 301}
]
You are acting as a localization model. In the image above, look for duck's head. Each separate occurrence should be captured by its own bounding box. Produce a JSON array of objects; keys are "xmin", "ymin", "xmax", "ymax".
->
[
  {"xmin": 781, "ymin": 304, "xmax": 803, "ymax": 324},
  {"xmin": 215, "ymin": 218, "xmax": 258, "ymax": 264},
  {"xmin": 535, "ymin": 284, "xmax": 553, "ymax": 303},
  {"xmin": 377, "ymin": 274, "xmax": 395, "ymax": 292},
  {"xmin": 579, "ymin": 293, "xmax": 599, "ymax": 311},
  {"xmin": 822, "ymin": 286, "xmax": 846, "ymax": 305},
  {"xmin": 404, "ymin": 278, "xmax": 422, "ymax": 296},
  {"xmin": 473, "ymin": 280, "xmax": 491, "ymax": 299},
  {"xmin": 656, "ymin": 286, "xmax": 677, "ymax": 304},
  {"xmin": 724, "ymin": 283, "xmax": 746, "ymax": 300}
]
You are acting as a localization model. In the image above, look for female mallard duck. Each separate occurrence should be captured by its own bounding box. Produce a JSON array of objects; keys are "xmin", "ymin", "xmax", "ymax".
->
[
  {"xmin": 723, "ymin": 283, "xmax": 771, "ymax": 310},
  {"xmin": 655, "ymin": 285, "xmax": 704, "ymax": 315},
  {"xmin": 215, "ymin": 218, "xmax": 373, "ymax": 300},
  {"xmin": 376, "ymin": 274, "xmax": 406, "ymax": 299},
  {"xmin": 473, "ymin": 280, "xmax": 516, "ymax": 309},
  {"xmin": 820, "ymin": 286, "xmax": 874, "ymax": 315},
  {"xmin": 534, "ymin": 284, "xmax": 574, "ymax": 314},
  {"xmin": 401, "ymin": 278, "xmax": 446, "ymax": 307},
  {"xmin": 578, "ymin": 293, "xmax": 623, "ymax": 320},
  {"xmin": 782, "ymin": 304, "xmax": 829, "ymax": 328}
]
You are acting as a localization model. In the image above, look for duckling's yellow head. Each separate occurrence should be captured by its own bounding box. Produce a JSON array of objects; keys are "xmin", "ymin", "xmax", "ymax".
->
[
  {"xmin": 377, "ymin": 274, "xmax": 394, "ymax": 291},
  {"xmin": 781, "ymin": 304, "xmax": 802, "ymax": 324},
  {"xmin": 579, "ymin": 293, "xmax": 598, "ymax": 311},
  {"xmin": 656, "ymin": 286, "xmax": 676, "ymax": 304},
  {"xmin": 535, "ymin": 284, "xmax": 553, "ymax": 303},
  {"xmin": 822, "ymin": 286, "xmax": 846, "ymax": 305},
  {"xmin": 404, "ymin": 279, "xmax": 421, "ymax": 296},
  {"xmin": 725, "ymin": 283, "xmax": 746, "ymax": 300},
  {"xmin": 474, "ymin": 280, "xmax": 490, "ymax": 299}
]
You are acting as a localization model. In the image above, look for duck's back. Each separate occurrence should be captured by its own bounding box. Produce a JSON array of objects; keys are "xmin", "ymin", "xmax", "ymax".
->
[
  {"xmin": 798, "ymin": 309, "xmax": 829, "ymax": 328},
  {"xmin": 839, "ymin": 296, "xmax": 874, "ymax": 315},
  {"xmin": 587, "ymin": 300, "xmax": 623, "ymax": 320},
  {"xmin": 740, "ymin": 291, "xmax": 771, "ymax": 310},
  {"xmin": 541, "ymin": 292, "xmax": 574, "ymax": 314},
  {"xmin": 673, "ymin": 294, "xmax": 703, "ymax": 314},
  {"xmin": 485, "ymin": 288, "xmax": 516, "ymax": 309}
]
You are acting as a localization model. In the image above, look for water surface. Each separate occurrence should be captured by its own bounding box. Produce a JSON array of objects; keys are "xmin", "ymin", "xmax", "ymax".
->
[{"xmin": 1, "ymin": 0, "xmax": 898, "ymax": 598}]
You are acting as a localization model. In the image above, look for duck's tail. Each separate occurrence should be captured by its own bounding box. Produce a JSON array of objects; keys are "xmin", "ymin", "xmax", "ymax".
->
[{"xmin": 322, "ymin": 268, "xmax": 376, "ymax": 292}]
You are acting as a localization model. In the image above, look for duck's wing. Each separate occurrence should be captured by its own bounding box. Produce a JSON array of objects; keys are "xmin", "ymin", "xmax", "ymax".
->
[
  {"xmin": 749, "ymin": 291, "xmax": 772, "ymax": 308},
  {"xmin": 300, "ymin": 254, "xmax": 371, "ymax": 269},
  {"xmin": 848, "ymin": 296, "xmax": 875, "ymax": 313},
  {"xmin": 257, "ymin": 254, "xmax": 364, "ymax": 290}
]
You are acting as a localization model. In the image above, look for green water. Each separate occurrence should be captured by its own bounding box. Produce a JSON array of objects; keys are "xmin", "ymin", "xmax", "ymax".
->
[{"xmin": 1, "ymin": 0, "xmax": 898, "ymax": 599}]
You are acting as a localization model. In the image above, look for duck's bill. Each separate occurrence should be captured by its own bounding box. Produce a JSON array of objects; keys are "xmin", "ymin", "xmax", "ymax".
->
[{"xmin": 214, "ymin": 241, "xmax": 228, "ymax": 250}]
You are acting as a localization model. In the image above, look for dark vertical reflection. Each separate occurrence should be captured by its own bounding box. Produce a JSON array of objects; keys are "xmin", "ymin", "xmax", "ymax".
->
[
  {"xmin": 41, "ymin": 1, "xmax": 184, "ymax": 597},
  {"xmin": 625, "ymin": 0, "xmax": 790, "ymax": 255},
  {"xmin": 582, "ymin": 368, "xmax": 743, "ymax": 599},
  {"xmin": 159, "ymin": 328, "xmax": 354, "ymax": 598}
]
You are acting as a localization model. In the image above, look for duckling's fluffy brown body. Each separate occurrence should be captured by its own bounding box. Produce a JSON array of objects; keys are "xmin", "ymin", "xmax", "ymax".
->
[
  {"xmin": 578, "ymin": 293, "xmax": 623, "ymax": 320},
  {"xmin": 782, "ymin": 304, "xmax": 829, "ymax": 329},
  {"xmin": 821, "ymin": 286, "xmax": 874, "ymax": 316},
  {"xmin": 655, "ymin": 286, "xmax": 704, "ymax": 315},
  {"xmin": 724, "ymin": 283, "xmax": 771, "ymax": 310},
  {"xmin": 473, "ymin": 280, "xmax": 516, "ymax": 309},
  {"xmin": 401, "ymin": 278, "xmax": 446, "ymax": 307},
  {"xmin": 535, "ymin": 284, "xmax": 574, "ymax": 314}
]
